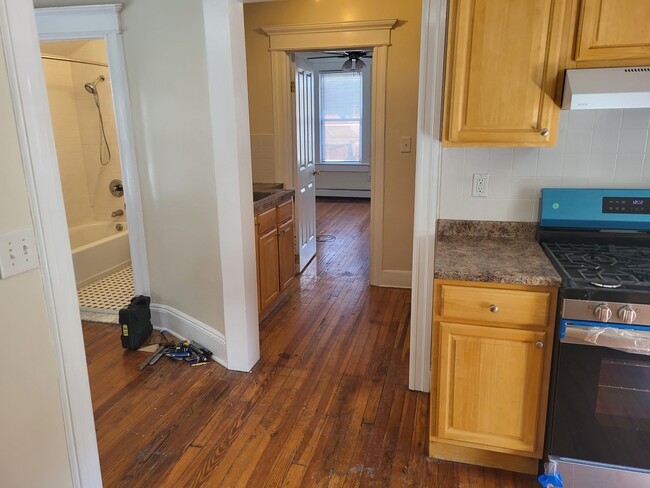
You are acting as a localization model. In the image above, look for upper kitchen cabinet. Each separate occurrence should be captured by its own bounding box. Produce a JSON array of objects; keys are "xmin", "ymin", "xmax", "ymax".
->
[
  {"xmin": 443, "ymin": 0, "xmax": 568, "ymax": 147},
  {"xmin": 571, "ymin": 0, "xmax": 650, "ymax": 66}
]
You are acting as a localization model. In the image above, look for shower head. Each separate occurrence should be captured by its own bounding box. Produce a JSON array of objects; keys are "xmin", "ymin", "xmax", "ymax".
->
[{"xmin": 84, "ymin": 75, "xmax": 105, "ymax": 94}]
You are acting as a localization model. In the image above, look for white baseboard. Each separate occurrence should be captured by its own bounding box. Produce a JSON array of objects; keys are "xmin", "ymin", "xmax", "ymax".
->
[
  {"xmin": 373, "ymin": 269, "xmax": 412, "ymax": 289},
  {"xmin": 150, "ymin": 304, "xmax": 227, "ymax": 368},
  {"xmin": 316, "ymin": 189, "xmax": 371, "ymax": 198}
]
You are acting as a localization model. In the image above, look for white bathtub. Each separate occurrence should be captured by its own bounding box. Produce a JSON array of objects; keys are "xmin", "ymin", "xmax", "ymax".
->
[{"xmin": 69, "ymin": 221, "xmax": 131, "ymax": 287}]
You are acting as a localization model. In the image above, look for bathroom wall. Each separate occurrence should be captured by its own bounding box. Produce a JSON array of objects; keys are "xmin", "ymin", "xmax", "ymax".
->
[
  {"xmin": 41, "ymin": 39, "xmax": 125, "ymax": 228},
  {"xmin": 0, "ymin": 35, "xmax": 74, "ymax": 487},
  {"xmin": 439, "ymin": 109, "xmax": 650, "ymax": 221}
]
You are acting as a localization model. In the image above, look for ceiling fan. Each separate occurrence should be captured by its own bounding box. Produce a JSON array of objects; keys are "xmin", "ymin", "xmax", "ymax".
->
[{"xmin": 307, "ymin": 51, "xmax": 372, "ymax": 71}]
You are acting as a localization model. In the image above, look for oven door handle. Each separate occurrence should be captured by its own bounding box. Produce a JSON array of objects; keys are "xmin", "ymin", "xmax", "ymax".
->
[{"xmin": 562, "ymin": 323, "xmax": 650, "ymax": 356}]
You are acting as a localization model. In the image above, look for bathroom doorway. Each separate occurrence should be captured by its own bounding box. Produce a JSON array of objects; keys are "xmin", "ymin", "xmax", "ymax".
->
[{"xmin": 41, "ymin": 39, "xmax": 133, "ymax": 320}]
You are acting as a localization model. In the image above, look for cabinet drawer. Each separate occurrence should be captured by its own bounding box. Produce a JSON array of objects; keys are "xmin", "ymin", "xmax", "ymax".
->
[
  {"xmin": 256, "ymin": 207, "xmax": 276, "ymax": 236},
  {"xmin": 277, "ymin": 199, "xmax": 292, "ymax": 224},
  {"xmin": 439, "ymin": 284, "xmax": 551, "ymax": 327}
]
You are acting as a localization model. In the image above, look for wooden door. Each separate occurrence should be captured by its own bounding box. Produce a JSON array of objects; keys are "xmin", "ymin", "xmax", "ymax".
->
[
  {"xmin": 258, "ymin": 228, "xmax": 280, "ymax": 311},
  {"xmin": 436, "ymin": 321, "xmax": 547, "ymax": 456},
  {"xmin": 294, "ymin": 65, "xmax": 317, "ymax": 271},
  {"xmin": 575, "ymin": 0, "xmax": 650, "ymax": 63},
  {"xmin": 443, "ymin": 0, "xmax": 567, "ymax": 146},
  {"xmin": 278, "ymin": 219, "xmax": 294, "ymax": 290}
]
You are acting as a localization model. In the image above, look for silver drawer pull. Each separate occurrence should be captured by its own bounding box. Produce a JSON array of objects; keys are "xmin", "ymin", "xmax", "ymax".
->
[
  {"xmin": 489, "ymin": 304, "xmax": 499, "ymax": 313},
  {"xmin": 535, "ymin": 341, "xmax": 544, "ymax": 349}
]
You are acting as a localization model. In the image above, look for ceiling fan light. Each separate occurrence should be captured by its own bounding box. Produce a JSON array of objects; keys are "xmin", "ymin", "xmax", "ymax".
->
[
  {"xmin": 342, "ymin": 59, "xmax": 353, "ymax": 71},
  {"xmin": 355, "ymin": 58, "xmax": 366, "ymax": 71}
]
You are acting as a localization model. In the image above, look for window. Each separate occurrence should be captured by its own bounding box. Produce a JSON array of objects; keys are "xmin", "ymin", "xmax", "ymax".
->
[{"xmin": 320, "ymin": 72, "xmax": 362, "ymax": 163}]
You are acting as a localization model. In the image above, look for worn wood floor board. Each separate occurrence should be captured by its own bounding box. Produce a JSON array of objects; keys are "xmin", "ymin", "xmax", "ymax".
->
[{"xmin": 82, "ymin": 198, "xmax": 540, "ymax": 487}]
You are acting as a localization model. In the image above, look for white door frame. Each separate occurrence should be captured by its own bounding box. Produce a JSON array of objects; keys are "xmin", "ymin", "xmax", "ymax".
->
[
  {"xmin": 409, "ymin": 0, "xmax": 447, "ymax": 392},
  {"xmin": 261, "ymin": 20, "xmax": 396, "ymax": 286},
  {"xmin": 0, "ymin": 1, "xmax": 103, "ymax": 486},
  {"xmin": 35, "ymin": 4, "xmax": 150, "ymax": 296}
]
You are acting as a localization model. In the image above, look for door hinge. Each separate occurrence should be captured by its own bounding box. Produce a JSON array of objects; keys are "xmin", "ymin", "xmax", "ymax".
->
[{"xmin": 290, "ymin": 81, "xmax": 295, "ymax": 93}]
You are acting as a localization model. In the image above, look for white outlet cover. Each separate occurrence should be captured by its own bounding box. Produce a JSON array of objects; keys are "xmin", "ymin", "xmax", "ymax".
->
[{"xmin": 0, "ymin": 228, "xmax": 39, "ymax": 279}]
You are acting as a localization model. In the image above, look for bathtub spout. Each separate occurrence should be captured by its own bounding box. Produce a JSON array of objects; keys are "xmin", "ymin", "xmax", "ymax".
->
[{"xmin": 112, "ymin": 209, "xmax": 124, "ymax": 217}]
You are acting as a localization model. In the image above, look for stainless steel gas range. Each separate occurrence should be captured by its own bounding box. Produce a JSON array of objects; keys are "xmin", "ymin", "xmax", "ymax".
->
[{"xmin": 537, "ymin": 188, "xmax": 650, "ymax": 488}]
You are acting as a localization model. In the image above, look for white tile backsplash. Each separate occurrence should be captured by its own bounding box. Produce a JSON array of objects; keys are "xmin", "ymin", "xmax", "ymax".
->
[{"xmin": 439, "ymin": 108, "xmax": 650, "ymax": 222}]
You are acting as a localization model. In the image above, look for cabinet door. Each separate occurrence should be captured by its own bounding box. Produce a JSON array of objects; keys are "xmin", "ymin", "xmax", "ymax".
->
[
  {"xmin": 278, "ymin": 219, "xmax": 295, "ymax": 291},
  {"xmin": 258, "ymin": 228, "xmax": 280, "ymax": 311},
  {"xmin": 437, "ymin": 321, "xmax": 547, "ymax": 456},
  {"xmin": 444, "ymin": 0, "xmax": 566, "ymax": 147},
  {"xmin": 575, "ymin": 0, "xmax": 650, "ymax": 63}
]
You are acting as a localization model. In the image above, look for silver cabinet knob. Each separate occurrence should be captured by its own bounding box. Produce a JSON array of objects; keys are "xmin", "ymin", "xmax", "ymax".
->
[
  {"xmin": 489, "ymin": 304, "xmax": 499, "ymax": 313},
  {"xmin": 593, "ymin": 303, "xmax": 612, "ymax": 322},
  {"xmin": 617, "ymin": 305, "xmax": 637, "ymax": 324},
  {"xmin": 540, "ymin": 128, "xmax": 549, "ymax": 137},
  {"xmin": 535, "ymin": 341, "xmax": 544, "ymax": 349}
]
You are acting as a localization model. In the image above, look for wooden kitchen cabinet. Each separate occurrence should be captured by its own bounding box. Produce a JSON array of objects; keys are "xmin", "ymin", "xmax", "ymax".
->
[
  {"xmin": 430, "ymin": 280, "xmax": 558, "ymax": 474},
  {"xmin": 443, "ymin": 0, "xmax": 568, "ymax": 147},
  {"xmin": 572, "ymin": 0, "xmax": 650, "ymax": 66},
  {"xmin": 255, "ymin": 198, "xmax": 295, "ymax": 318}
]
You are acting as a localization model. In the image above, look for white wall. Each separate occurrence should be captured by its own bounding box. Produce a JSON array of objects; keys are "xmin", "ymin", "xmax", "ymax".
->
[
  {"xmin": 119, "ymin": 0, "xmax": 227, "ymax": 333},
  {"xmin": 439, "ymin": 109, "xmax": 650, "ymax": 221},
  {"xmin": 0, "ymin": 36, "xmax": 73, "ymax": 488}
]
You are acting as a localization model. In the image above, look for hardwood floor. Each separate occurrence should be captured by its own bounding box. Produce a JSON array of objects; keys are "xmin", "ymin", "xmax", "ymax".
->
[{"xmin": 83, "ymin": 198, "xmax": 540, "ymax": 487}]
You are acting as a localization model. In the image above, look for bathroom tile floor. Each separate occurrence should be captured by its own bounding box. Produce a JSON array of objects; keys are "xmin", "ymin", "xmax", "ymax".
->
[{"xmin": 77, "ymin": 266, "xmax": 134, "ymax": 321}]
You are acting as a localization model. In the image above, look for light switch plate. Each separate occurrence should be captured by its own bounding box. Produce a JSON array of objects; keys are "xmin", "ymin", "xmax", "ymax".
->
[
  {"xmin": 0, "ymin": 228, "xmax": 39, "ymax": 279},
  {"xmin": 400, "ymin": 136, "xmax": 412, "ymax": 153}
]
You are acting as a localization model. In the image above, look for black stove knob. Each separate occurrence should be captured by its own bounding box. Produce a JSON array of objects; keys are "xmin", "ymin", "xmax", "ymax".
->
[
  {"xmin": 593, "ymin": 304, "xmax": 612, "ymax": 322},
  {"xmin": 617, "ymin": 305, "xmax": 637, "ymax": 325}
]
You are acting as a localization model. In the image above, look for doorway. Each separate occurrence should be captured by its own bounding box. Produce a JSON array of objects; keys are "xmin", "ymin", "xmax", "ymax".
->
[
  {"xmin": 262, "ymin": 19, "xmax": 395, "ymax": 286},
  {"xmin": 40, "ymin": 39, "xmax": 134, "ymax": 321}
]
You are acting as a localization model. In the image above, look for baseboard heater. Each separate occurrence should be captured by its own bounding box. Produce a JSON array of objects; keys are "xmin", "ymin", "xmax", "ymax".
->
[{"xmin": 316, "ymin": 188, "xmax": 370, "ymax": 198}]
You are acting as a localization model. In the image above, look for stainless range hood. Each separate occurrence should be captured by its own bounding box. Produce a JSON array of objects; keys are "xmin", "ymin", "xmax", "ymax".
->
[{"xmin": 562, "ymin": 66, "xmax": 650, "ymax": 110}]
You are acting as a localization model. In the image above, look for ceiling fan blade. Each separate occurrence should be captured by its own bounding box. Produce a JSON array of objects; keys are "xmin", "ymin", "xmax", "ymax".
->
[{"xmin": 307, "ymin": 55, "xmax": 346, "ymax": 60}]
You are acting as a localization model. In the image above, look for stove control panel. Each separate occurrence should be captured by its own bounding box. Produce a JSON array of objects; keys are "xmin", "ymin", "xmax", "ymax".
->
[
  {"xmin": 602, "ymin": 197, "xmax": 650, "ymax": 214},
  {"xmin": 563, "ymin": 299, "xmax": 650, "ymax": 326}
]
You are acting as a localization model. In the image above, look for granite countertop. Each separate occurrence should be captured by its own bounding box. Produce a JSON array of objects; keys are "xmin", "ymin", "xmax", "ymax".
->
[
  {"xmin": 253, "ymin": 183, "xmax": 294, "ymax": 214},
  {"xmin": 434, "ymin": 220, "xmax": 561, "ymax": 287}
]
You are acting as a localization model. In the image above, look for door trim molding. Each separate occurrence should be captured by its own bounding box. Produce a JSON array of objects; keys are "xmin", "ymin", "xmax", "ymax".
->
[
  {"xmin": 264, "ymin": 19, "xmax": 396, "ymax": 286},
  {"xmin": 0, "ymin": 2, "xmax": 102, "ymax": 485},
  {"xmin": 35, "ymin": 4, "xmax": 150, "ymax": 296},
  {"xmin": 409, "ymin": 0, "xmax": 447, "ymax": 392}
]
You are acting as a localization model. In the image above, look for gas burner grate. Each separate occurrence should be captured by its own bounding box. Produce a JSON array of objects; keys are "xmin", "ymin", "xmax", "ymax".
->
[{"xmin": 543, "ymin": 242, "xmax": 650, "ymax": 289}]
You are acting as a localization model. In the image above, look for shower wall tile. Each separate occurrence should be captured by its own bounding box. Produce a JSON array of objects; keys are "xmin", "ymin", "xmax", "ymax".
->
[
  {"xmin": 42, "ymin": 58, "xmax": 93, "ymax": 228},
  {"xmin": 438, "ymin": 108, "xmax": 650, "ymax": 222}
]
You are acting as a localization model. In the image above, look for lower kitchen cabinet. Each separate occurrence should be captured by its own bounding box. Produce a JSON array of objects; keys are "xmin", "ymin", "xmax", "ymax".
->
[
  {"xmin": 255, "ymin": 198, "xmax": 295, "ymax": 318},
  {"xmin": 430, "ymin": 280, "xmax": 558, "ymax": 474}
]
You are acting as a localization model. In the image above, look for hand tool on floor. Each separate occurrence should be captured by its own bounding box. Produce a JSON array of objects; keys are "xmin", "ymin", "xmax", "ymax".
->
[{"xmin": 137, "ymin": 344, "xmax": 166, "ymax": 371}]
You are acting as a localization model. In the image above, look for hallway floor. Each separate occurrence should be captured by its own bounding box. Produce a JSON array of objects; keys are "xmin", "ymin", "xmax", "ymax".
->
[{"xmin": 83, "ymin": 198, "xmax": 539, "ymax": 487}]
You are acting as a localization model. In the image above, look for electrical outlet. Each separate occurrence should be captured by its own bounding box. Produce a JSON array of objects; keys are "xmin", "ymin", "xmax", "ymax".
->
[
  {"xmin": 0, "ymin": 228, "xmax": 39, "ymax": 279},
  {"xmin": 400, "ymin": 136, "xmax": 412, "ymax": 153},
  {"xmin": 472, "ymin": 174, "xmax": 489, "ymax": 197}
]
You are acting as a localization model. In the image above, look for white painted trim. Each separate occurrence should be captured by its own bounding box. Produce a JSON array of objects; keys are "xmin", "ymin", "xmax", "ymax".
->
[
  {"xmin": 262, "ymin": 19, "xmax": 397, "ymax": 52},
  {"xmin": 35, "ymin": 5, "xmax": 151, "ymax": 296},
  {"xmin": 35, "ymin": 4, "xmax": 121, "ymax": 39},
  {"xmin": 202, "ymin": 0, "xmax": 260, "ymax": 372},
  {"xmin": 270, "ymin": 51, "xmax": 294, "ymax": 187},
  {"xmin": 409, "ymin": 0, "xmax": 447, "ymax": 393},
  {"xmin": 369, "ymin": 45, "xmax": 387, "ymax": 287},
  {"xmin": 315, "ymin": 163, "xmax": 370, "ymax": 173},
  {"xmin": 150, "ymin": 304, "xmax": 227, "ymax": 368},
  {"xmin": 0, "ymin": 2, "xmax": 101, "ymax": 486},
  {"xmin": 376, "ymin": 270, "xmax": 412, "ymax": 289},
  {"xmin": 315, "ymin": 189, "xmax": 371, "ymax": 198},
  {"xmin": 265, "ymin": 22, "xmax": 392, "ymax": 287},
  {"xmin": 262, "ymin": 19, "xmax": 397, "ymax": 37}
]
